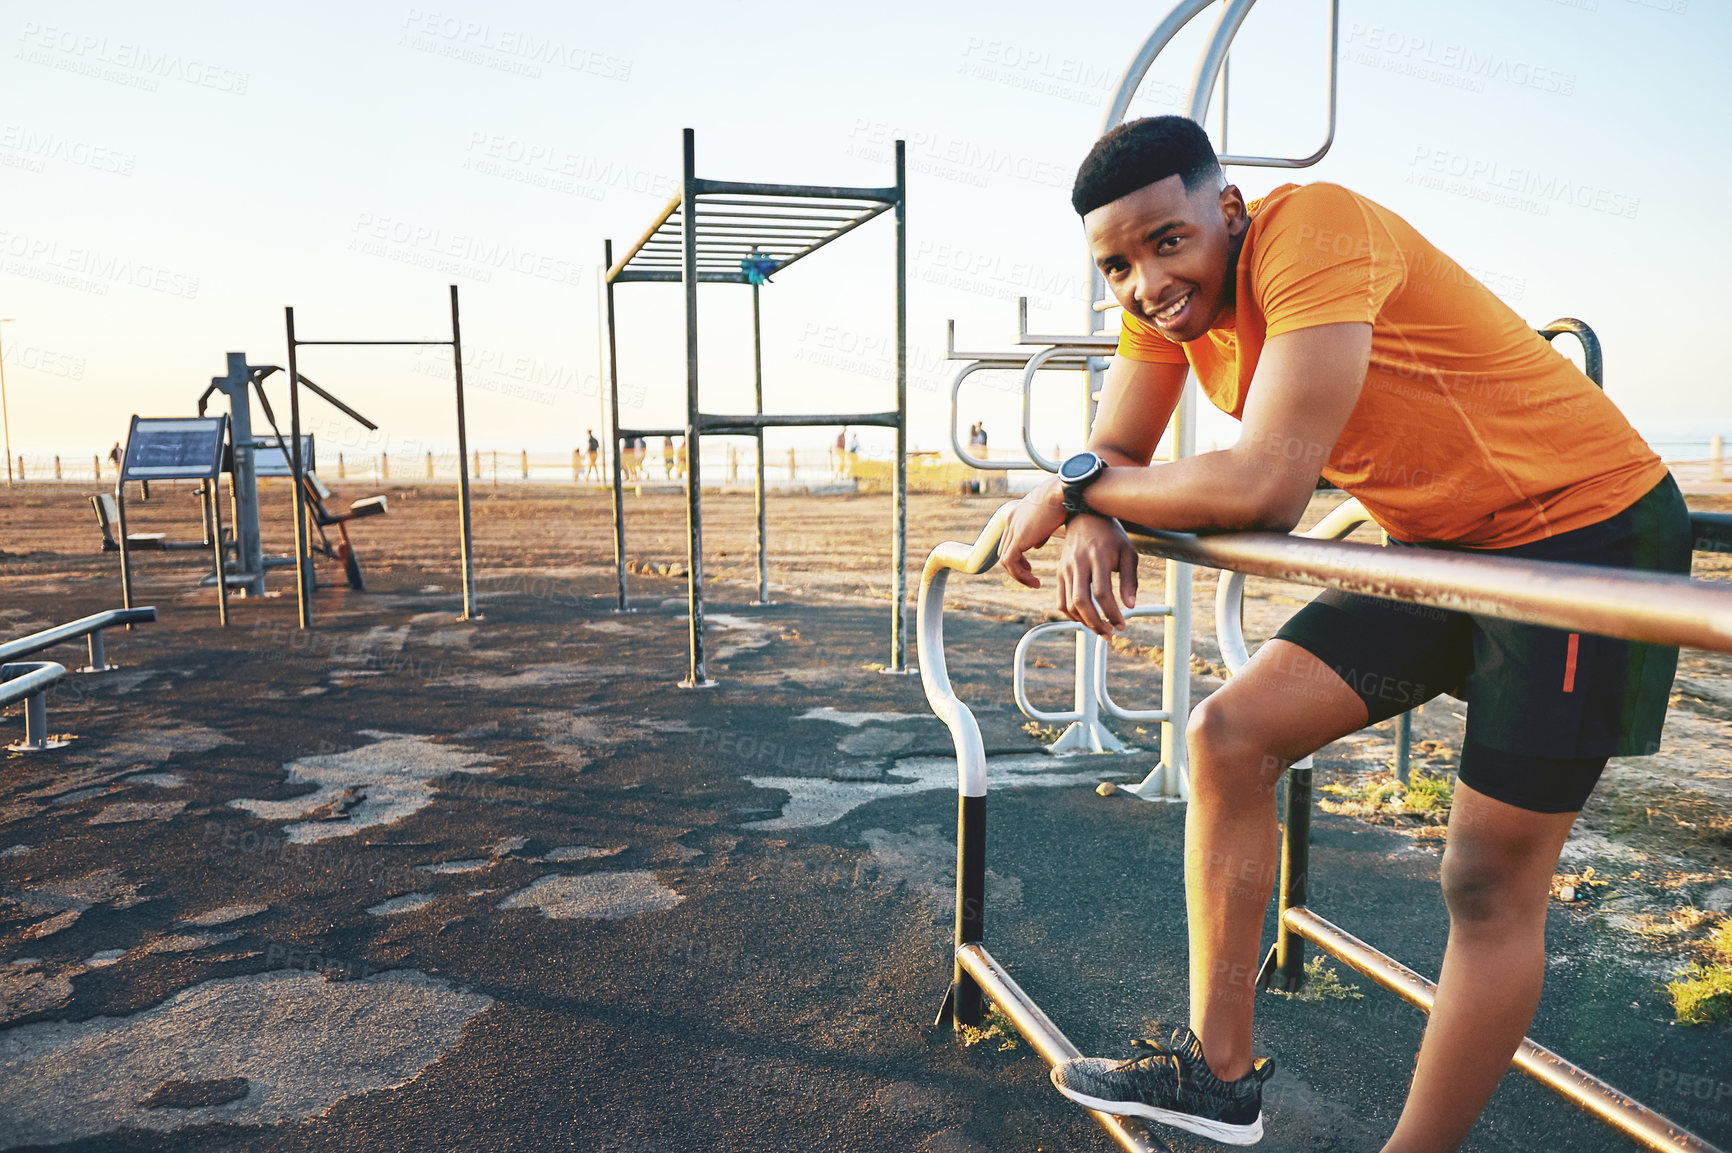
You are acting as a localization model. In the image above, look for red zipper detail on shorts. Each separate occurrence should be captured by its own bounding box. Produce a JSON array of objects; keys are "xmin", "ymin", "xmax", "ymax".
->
[{"xmin": 1562, "ymin": 633, "xmax": 1579, "ymax": 693}]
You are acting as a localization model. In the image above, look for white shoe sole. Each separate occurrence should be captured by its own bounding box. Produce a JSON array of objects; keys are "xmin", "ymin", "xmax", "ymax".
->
[{"xmin": 1050, "ymin": 1080, "xmax": 1264, "ymax": 1145}]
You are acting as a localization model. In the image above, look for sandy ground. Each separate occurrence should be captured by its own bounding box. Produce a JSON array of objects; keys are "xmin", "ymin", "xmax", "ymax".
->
[{"xmin": 1, "ymin": 476, "xmax": 1730, "ymax": 1152}]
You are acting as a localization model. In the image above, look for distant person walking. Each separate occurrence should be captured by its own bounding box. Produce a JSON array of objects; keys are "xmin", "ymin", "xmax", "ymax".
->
[
  {"xmin": 107, "ymin": 441, "xmax": 122, "ymax": 475},
  {"xmin": 585, "ymin": 430, "xmax": 601, "ymax": 481},
  {"xmin": 833, "ymin": 430, "xmax": 846, "ymax": 478},
  {"xmin": 675, "ymin": 436, "xmax": 688, "ymax": 481},
  {"xmin": 662, "ymin": 436, "xmax": 676, "ymax": 480}
]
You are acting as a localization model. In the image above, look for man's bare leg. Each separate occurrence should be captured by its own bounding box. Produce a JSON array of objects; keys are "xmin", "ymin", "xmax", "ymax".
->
[
  {"xmin": 1183, "ymin": 639, "xmax": 1372, "ymax": 1080},
  {"xmin": 1380, "ymin": 784, "xmax": 1578, "ymax": 1153}
]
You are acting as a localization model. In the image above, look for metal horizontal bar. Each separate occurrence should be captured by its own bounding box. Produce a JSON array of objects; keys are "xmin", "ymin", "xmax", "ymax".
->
[
  {"xmin": 1283, "ymin": 908, "xmax": 1722, "ymax": 1153},
  {"xmin": 693, "ymin": 178, "xmax": 899, "ymax": 203},
  {"xmin": 0, "ymin": 608, "xmax": 157, "ymax": 663},
  {"xmin": 610, "ymin": 271, "xmax": 751, "ymax": 284},
  {"xmin": 606, "ymin": 192, "xmax": 684, "ymax": 281},
  {"xmin": 617, "ymin": 428, "xmax": 686, "ymax": 440},
  {"xmin": 1692, "ymin": 512, "xmax": 1732, "ymax": 552},
  {"xmin": 0, "ymin": 661, "xmax": 65, "ymax": 710},
  {"xmin": 293, "ymin": 340, "xmax": 454, "ymax": 347},
  {"xmin": 696, "ymin": 411, "xmax": 900, "ymax": 431},
  {"xmin": 764, "ymin": 201, "xmax": 894, "ymax": 276},
  {"xmin": 1018, "ymin": 297, "xmax": 1119, "ymax": 348},
  {"xmin": 1122, "ymin": 526, "xmax": 1732, "ymax": 653},
  {"xmin": 694, "ymin": 209, "xmax": 866, "ymax": 224},
  {"xmin": 955, "ymin": 945, "xmax": 1164, "ymax": 1153}
]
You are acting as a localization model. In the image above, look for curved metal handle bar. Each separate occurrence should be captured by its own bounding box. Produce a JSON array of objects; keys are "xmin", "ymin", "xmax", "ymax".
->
[
  {"xmin": 950, "ymin": 360, "xmax": 1084, "ymax": 472},
  {"xmin": 0, "ymin": 607, "xmax": 158, "ymax": 664},
  {"xmin": 1538, "ymin": 318, "xmax": 1604, "ymax": 389},
  {"xmin": 1019, "ymin": 345, "xmax": 1098, "ymax": 473},
  {"xmin": 0, "ymin": 661, "xmax": 67, "ymax": 709},
  {"xmin": 1102, "ymin": 0, "xmax": 1221, "ymax": 132},
  {"xmin": 919, "ymin": 502, "xmax": 1019, "ymax": 798},
  {"xmin": 1096, "ymin": 604, "xmax": 1174, "ymax": 721},
  {"xmin": 1209, "ymin": 0, "xmax": 1340, "ymax": 170},
  {"xmin": 1216, "ymin": 499, "xmax": 1373, "ymax": 676},
  {"xmin": 1013, "ymin": 622, "xmax": 1088, "ymax": 724}
]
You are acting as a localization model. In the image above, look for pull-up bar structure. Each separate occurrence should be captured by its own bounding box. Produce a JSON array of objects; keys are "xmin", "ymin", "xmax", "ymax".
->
[
  {"xmin": 283, "ymin": 285, "xmax": 478, "ymax": 626},
  {"xmin": 602, "ymin": 128, "xmax": 907, "ymax": 686}
]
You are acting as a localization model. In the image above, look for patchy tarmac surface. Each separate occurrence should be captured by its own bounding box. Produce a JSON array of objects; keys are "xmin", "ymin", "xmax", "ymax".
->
[{"xmin": 2, "ymin": 484, "xmax": 1730, "ymax": 1152}]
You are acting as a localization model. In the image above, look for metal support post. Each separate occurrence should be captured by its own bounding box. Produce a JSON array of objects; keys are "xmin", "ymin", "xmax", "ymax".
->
[
  {"xmin": 751, "ymin": 279, "xmax": 770, "ymax": 605},
  {"xmin": 890, "ymin": 139, "xmax": 909, "ymax": 672},
  {"xmin": 285, "ymin": 308, "xmax": 312, "ymax": 629},
  {"xmin": 451, "ymin": 285, "xmax": 478, "ymax": 620},
  {"xmin": 1395, "ymin": 710, "xmax": 1413, "ymax": 783},
  {"xmin": 605, "ymin": 240, "xmax": 629, "ymax": 612},
  {"xmin": 1258, "ymin": 759, "xmax": 1312, "ymax": 992},
  {"xmin": 680, "ymin": 128, "xmax": 713, "ymax": 688},
  {"xmin": 206, "ymin": 477, "xmax": 229, "ymax": 627},
  {"xmin": 948, "ymin": 793, "xmax": 986, "ymax": 1028},
  {"xmin": 84, "ymin": 630, "xmax": 108, "ymax": 673}
]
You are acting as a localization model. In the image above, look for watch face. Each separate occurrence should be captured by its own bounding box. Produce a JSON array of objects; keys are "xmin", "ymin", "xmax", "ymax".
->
[{"xmin": 1059, "ymin": 453, "xmax": 1099, "ymax": 483}]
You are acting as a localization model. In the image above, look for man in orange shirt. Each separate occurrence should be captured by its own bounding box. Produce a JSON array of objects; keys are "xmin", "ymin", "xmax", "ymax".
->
[{"xmin": 1000, "ymin": 116, "xmax": 1689, "ymax": 1150}]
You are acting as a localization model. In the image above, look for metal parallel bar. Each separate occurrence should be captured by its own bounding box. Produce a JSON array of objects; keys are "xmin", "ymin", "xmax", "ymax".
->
[
  {"xmin": 751, "ymin": 279, "xmax": 769, "ymax": 606},
  {"xmin": 617, "ymin": 427, "xmax": 686, "ymax": 440},
  {"xmin": 605, "ymin": 240, "xmax": 628, "ymax": 611},
  {"xmin": 695, "ymin": 195, "xmax": 883, "ymax": 209},
  {"xmin": 692, "ymin": 177, "xmax": 898, "ymax": 202},
  {"xmin": 1124, "ymin": 526, "xmax": 1732, "ymax": 654},
  {"xmin": 694, "ymin": 209, "xmax": 866, "ymax": 224},
  {"xmin": 285, "ymin": 311, "xmax": 312, "ymax": 629},
  {"xmin": 0, "ymin": 661, "xmax": 66, "ymax": 710},
  {"xmin": 948, "ymin": 319, "xmax": 1100, "ymax": 366},
  {"xmin": 0, "ymin": 609, "xmax": 156, "ymax": 664},
  {"xmin": 891, "ymin": 139, "xmax": 908, "ymax": 673},
  {"xmin": 1695, "ymin": 512, "xmax": 1732, "ymax": 552},
  {"xmin": 1, "ymin": 661, "xmax": 66, "ymax": 750},
  {"xmin": 681, "ymin": 129, "xmax": 712, "ymax": 688},
  {"xmin": 1282, "ymin": 909, "xmax": 1724, "ymax": 1153},
  {"xmin": 451, "ymin": 284, "xmax": 478, "ymax": 620},
  {"xmin": 756, "ymin": 201, "xmax": 894, "ymax": 278},
  {"xmin": 955, "ymin": 946, "xmax": 1167, "ymax": 1153},
  {"xmin": 606, "ymin": 190, "xmax": 684, "ymax": 282},
  {"xmin": 1020, "ymin": 345, "xmax": 1092, "ymax": 472},
  {"xmin": 291, "ymin": 339, "xmax": 453, "ymax": 347},
  {"xmin": 611, "ymin": 271, "xmax": 751, "ymax": 284},
  {"xmin": 697, "ymin": 411, "xmax": 900, "ymax": 431}
]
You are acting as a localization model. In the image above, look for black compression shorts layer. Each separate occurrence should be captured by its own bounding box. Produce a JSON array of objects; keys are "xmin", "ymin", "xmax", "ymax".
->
[{"xmin": 1271, "ymin": 475, "xmax": 1692, "ymax": 815}]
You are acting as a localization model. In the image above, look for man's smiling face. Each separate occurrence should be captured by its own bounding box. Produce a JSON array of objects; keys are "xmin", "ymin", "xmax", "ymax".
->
[{"xmin": 1084, "ymin": 174, "xmax": 1249, "ymax": 343}]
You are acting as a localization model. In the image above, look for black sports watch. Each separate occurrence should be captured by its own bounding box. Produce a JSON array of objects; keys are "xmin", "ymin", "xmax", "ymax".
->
[{"xmin": 1058, "ymin": 451, "xmax": 1108, "ymax": 516}]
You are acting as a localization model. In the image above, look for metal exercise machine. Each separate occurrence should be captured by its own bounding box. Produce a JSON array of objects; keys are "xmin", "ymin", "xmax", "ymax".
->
[
  {"xmin": 283, "ymin": 285, "xmax": 477, "ymax": 626},
  {"xmin": 196, "ymin": 352, "xmax": 387, "ymax": 596},
  {"xmin": 921, "ymin": 503, "xmax": 1732, "ymax": 1153},
  {"xmin": 603, "ymin": 128, "xmax": 908, "ymax": 687}
]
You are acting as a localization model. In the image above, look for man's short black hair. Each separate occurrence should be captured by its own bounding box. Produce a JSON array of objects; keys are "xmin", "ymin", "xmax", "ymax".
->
[{"xmin": 1071, "ymin": 116, "xmax": 1223, "ymax": 216}]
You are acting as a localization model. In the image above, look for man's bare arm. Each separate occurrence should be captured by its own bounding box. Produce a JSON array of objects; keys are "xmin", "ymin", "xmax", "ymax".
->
[{"xmin": 1078, "ymin": 322, "xmax": 1371, "ymax": 533}]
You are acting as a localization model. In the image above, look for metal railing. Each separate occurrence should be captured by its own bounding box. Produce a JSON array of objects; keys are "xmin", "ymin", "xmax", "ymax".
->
[
  {"xmin": 0, "ymin": 607, "xmax": 158, "ymax": 673},
  {"xmin": 919, "ymin": 503, "xmax": 1731, "ymax": 1153},
  {"xmin": 1, "ymin": 662, "xmax": 67, "ymax": 751},
  {"xmin": 0, "ymin": 608, "xmax": 157, "ymax": 752}
]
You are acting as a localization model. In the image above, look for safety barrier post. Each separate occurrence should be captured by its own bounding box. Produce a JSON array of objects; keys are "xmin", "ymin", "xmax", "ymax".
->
[{"xmin": 1713, "ymin": 434, "xmax": 1724, "ymax": 484}]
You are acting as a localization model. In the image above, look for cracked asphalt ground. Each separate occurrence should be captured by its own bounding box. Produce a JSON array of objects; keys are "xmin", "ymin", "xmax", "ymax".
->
[{"xmin": 2, "ymin": 483, "xmax": 1729, "ymax": 1151}]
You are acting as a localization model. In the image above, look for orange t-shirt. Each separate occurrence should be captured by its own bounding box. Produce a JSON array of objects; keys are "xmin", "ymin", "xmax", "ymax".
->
[{"xmin": 1116, "ymin": 182, "xmax": 1666, "ymax": 548}]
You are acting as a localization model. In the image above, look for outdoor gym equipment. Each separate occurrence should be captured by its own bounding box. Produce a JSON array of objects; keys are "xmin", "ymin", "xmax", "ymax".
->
[
  {"xmin": 603, "ymin": 129, "xmax": 907, "ymax": 686},
  {"xmin": 282, "ymin": 285, "xmax": 476, "ymax": 626},
  {"xmin": 922, "ymin": 503, "xmax": 1732, "ymax": 1153},
  {"xmin": 196, "ymin": 352, "xmax": 388, "ymax": 595},
  {"xmin": 0, "ymin": 607, "xmax": 157, "ymax": 751}
]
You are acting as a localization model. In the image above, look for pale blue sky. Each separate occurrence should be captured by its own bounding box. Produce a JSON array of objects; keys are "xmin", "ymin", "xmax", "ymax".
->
[{"xmin": 2, "ymin": 0, "xmax": 1725, "ymax": 465}]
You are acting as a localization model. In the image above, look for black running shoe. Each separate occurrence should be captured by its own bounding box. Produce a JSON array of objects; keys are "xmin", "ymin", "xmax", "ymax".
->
[{"xmin": 1050, "ymin": 1026, "xmax": 1273, "ymax": 1145}]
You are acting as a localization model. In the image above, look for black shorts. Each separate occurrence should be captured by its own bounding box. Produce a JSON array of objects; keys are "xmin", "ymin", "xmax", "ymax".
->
[{"xmin": 1274, "ymin": 475, "xmax": 1692, "ymax": 814}]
